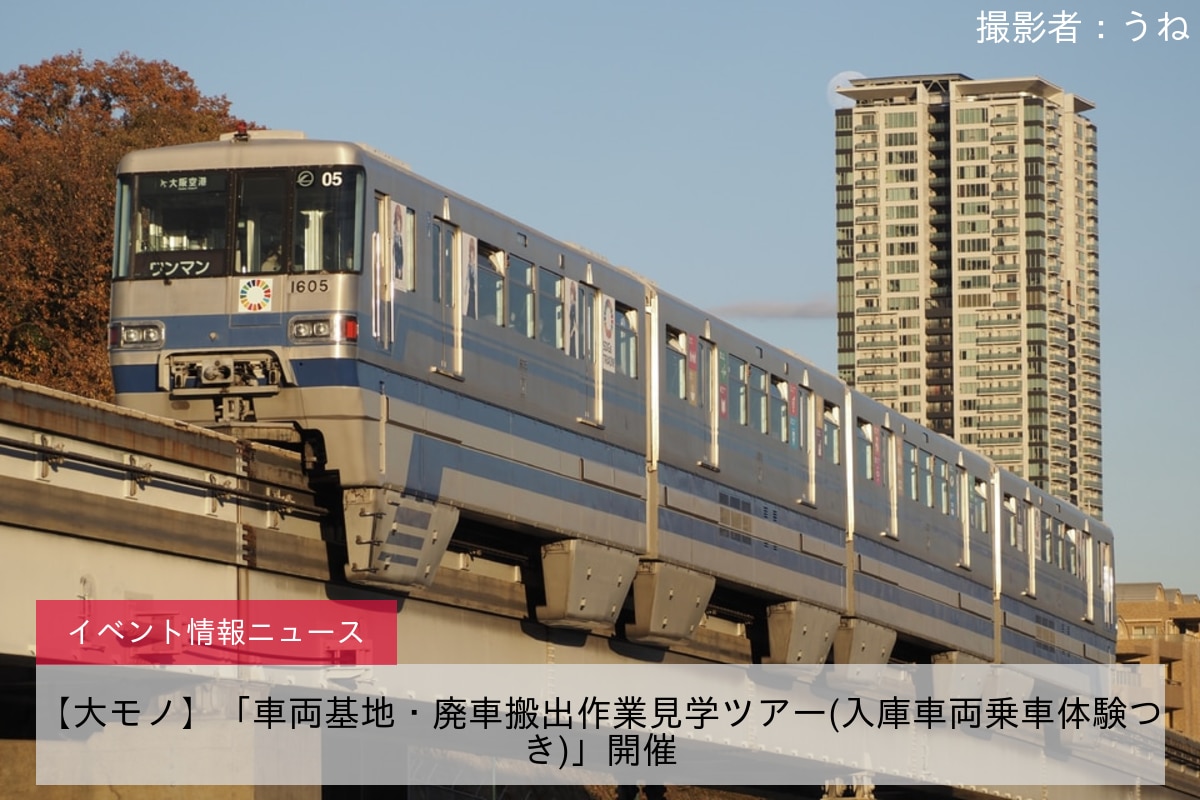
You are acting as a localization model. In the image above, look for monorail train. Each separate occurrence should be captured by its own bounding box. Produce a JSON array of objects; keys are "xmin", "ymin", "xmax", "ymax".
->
[{"xmin": 107, "ymin": 129, "xmax": 1116, "ymax": 665}]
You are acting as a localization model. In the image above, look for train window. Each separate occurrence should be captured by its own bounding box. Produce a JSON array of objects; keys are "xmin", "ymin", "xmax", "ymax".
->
[
  {"xmin": 750, "ymin": 367, "xmax": 768, "ymax": 435},
  {"xmin": 1015, "ymin": 499, "xmax": 1027, "ymax": 552},
  {"xmin": 1003, "ymin": 495, "xmax": 1017, "ymax": 547},
  {"xmin": 904, "ymin": 442, "xmax": 919, "ymax": 501},
  {"xmin": 295, "ymin": 167, "xmax": 363, "ymax": 273},
  {"xmin": 1101, "ymin": 542, "xmax": 1114, "ymax": 625},
  {"xmin": 236, "ymin": 171, "xmax": 288, "ymax": 274},
  {"xmin": 795, "ymin": 385, "xmax": 810, "ymax": 451},
  {"xmin": 856, "ymin": 420, "xmax": 874, "ymax": 481},
  {"xmin": 614, "ymin": 302, "xmax": 638, "ymax": 379},
  {"xmin": 476, "ymin": 242, "xmax": 504, "ymax": 326},
  {"xmin": 1041, "ymin": 514, "xmax": 1054, "ymax": 564},
  {"xmin": 389, "ymin": 202, "xmax": 415, "ymax": 291},
  {"xmin": 934, "ymin": 458, "xmax": 948, "ymax": 514},
  {"xmin": 576, "ymin": 283, "xmax": 596, "ymax": 363},
  {"xmin": 919, "ymin": 451, "xmax": 933, "ymax": 508},
  {"xmin": 537, "ymin": 268, "xmax": 563, "ymax": 349},
  {"xmin": 970, "ymin": 478, "xmax": 989, "ymax": 533},
  {"xmin": 878, "ymin": 428, "xmax": 892, "ymax": 488},
  {"xmin": 771, "ymin": 378, "xmax": 789, "ymax": 443},
  {"xmin": 822, "ymin": 403, "xmax": 841, "ymax": 465},
  {"xmin": 728, "ymin": 356, "xmax": 748, "ymax": 426},
  {"xmin": 507, "ymin": 255, "xmax": 535, "ymax": 338},
  {"xmin": 948, "ymin": 464, "xmax": 960, "ymax": 518},
  {"xmin": 121, "ymin": 171, "xmax": 230, "ymax": 279},
  {"xmin": 1064, "ymin": 528, "xmax": 1079, "ymax": 576},
  {"xmin": 665, "ymin": 327, "xmax": 687, "ymax": 400},
  {"xmin": 429, "ymin": 220, "xmax": 456, "ymax": 306},
  {"xmin": 697, "ymin": 338, "xmax": 713, "ymax": 410}
]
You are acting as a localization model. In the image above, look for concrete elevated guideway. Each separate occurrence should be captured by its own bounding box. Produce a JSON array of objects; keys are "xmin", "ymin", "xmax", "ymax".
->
[{"xmin": 0, "ymin": 376, "xmax": 1195, "ymax": 799}]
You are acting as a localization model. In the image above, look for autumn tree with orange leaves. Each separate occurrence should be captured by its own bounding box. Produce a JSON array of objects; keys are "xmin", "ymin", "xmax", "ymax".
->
[{"xmin": 0, "ymin": 52, "xmax": 244, "ymax": 398}]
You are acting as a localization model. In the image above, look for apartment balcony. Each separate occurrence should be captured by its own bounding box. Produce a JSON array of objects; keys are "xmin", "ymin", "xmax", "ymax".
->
[
  {"xmin": 978, "ymin": 384, "xmax": 1023, "ymax": 396},
  {"xmin": 992, "ymin": 226, "xmax": 1021, "ymax": 236},
  {"xmin": 858, "ymin": 338, "xmax": 897, "ymax": 349},
  {"xmin": 854, "ymin": 178, "xmax": 879, "ymax": 188},
  {"xmin": 854, "ymin": 123, "xmax": 879, "ymax": 133},
  {"xmin": 854, "ymin": 267, "xmax": 880, "ymax": 278},
  {"xmin": 992, "ymin": 208, "xmax": 1020, "ymax": 218},
  {"xmin": 991, "ymin": 152, "xmax": 1019, "ymax": 162},
  {"xmin": 976, "ymin": 332, "xmax": 1022, "ymax": 345},
  {"xmin": 993, "ymin": 299, "xmax": 1022, "ymax": 308},
  {"xmin": 855, "ymin": 141, "xmax": 879, "ymax": 151},
  {"xmin": 991, "ymin": 115, "xmax": 1019, "ymax": 126},
  {"xmin": 857, "ymin": 356, "xmax": 899, "ymax": 367},
  {"xmin": 930, "ymin": 158, "xmax": 949, "ymax": 170},
  {"xmin": 977, "ymin": 399, "xmax": 1024, "ymax": 412},
  {"xmin": 976, "ymin": 435, "xmax": 1023, "ymax": 446},
  {"xmin": 977, "ymin": 350, "xmax": 1022, "ymax": 362},
  {"xmin": 992, "ymin": 169, "xmax": 1019, "ymax": 180},
  {"xmin": 976, "ymin": 367, "xmax": 1022, "ymax": 379},
  {"xmin": 856, "ymin": 305, "xmax": 882, "ymax": 315},
  {"xmin": 856, "ymin": 372, "xmax": 898, "ymax": 383},
  {"xmin": 976, "ymin": 317, "xmax": 1021, "ymax": 328},
  {"xmin": 857, "ymin": 233, "xmax": 879, "ymax": 241},
  {"xmin": 854, "ymin": 159, "xmax": 879, "ymax": 170},
  {"xmin": 977, "ymin": 416, "xmax": 1024, "ymax": 430},
  {"xmin": 856, "ymin": 321, "xmax": 896, "ymax": 333},
  {"xmin": 854, "ymin": 195, "xmax": 879, "ymax": 205},
  {"xmin": 864, "ymin": 388, "xmax": 899, "ymax": 401},
  {"xmin": 992, "ymin": 262, "xmax": 1019, "ymax": 273},
  {"xmin": 854, "ymin": 214, "xmax": 879, "ymax": 223},
  {"xmin": 855, "ymin": 287, "xmax": 880, "ymax": 297},
  {"xmin": 992, "ymin": 189, "xmax": 1020, "ymax": 199},
  {"xmin": 991, "ymin": 133, "xmax": 1019, "ymax": 144},
  {"xmin": 854, "ymin": 250, "xmax": 879, "ymax": 261}
]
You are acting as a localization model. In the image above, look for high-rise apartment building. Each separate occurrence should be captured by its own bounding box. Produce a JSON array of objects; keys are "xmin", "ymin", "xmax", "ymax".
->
[{"xmin": 835, "ymin": 75, "xmax": 1102, "ymax": 516}]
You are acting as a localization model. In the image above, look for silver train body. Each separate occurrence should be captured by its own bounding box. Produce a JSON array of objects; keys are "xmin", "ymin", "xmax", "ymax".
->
[{"xmin": 108, "ymin": 131, "xmax": 1116, "ymax": 665}]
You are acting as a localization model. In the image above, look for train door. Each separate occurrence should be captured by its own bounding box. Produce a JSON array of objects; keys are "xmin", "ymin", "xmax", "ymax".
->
[{"xmin": 429, "ymin": 219, "xmax": 459, "ymax": 374}]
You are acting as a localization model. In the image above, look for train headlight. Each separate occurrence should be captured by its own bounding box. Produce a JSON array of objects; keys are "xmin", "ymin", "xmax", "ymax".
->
[
  {"xmin": 109, "ymin": 322, "xmax": 165, "ymax": 349},
  {"xmin": 290, "ymin": 315, "xmax": 357, "ymax": 344}
]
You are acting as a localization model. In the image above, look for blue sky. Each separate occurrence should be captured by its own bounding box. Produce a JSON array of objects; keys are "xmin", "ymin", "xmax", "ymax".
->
[{"xmin": 3, "ymin": 1, "xmax": 1196, "ymax": 591}]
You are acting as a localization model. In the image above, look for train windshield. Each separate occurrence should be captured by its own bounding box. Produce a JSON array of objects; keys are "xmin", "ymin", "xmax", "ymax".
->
[{"xmin": 112, "ymin": 166, "xmax": 365, "ymax": 279}]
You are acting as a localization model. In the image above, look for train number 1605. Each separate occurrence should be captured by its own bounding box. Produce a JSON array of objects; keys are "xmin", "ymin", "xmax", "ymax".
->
[{"xmin": 291, "ymin": 279, "xmax": 329, "ymax": 293}]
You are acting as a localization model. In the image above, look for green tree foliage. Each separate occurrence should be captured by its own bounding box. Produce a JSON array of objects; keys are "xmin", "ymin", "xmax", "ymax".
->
[{"xmin": 0, "ymin": 52, "xmax": 243, "ymax": 398}]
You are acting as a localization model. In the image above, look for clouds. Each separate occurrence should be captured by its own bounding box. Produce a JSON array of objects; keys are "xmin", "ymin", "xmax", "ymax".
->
[{"xmin": 711, "ymin": 298, "xmax": 838, "ymax": 320}]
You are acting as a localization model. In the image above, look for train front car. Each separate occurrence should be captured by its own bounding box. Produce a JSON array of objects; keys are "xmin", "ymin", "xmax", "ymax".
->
[
  {"xmin": 110, "ymin": 131, "xmax": 363, "ymax": 424},
  {"xmin": 108, "ymin": 132, "xmax": 415, "ymax": 578}
]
